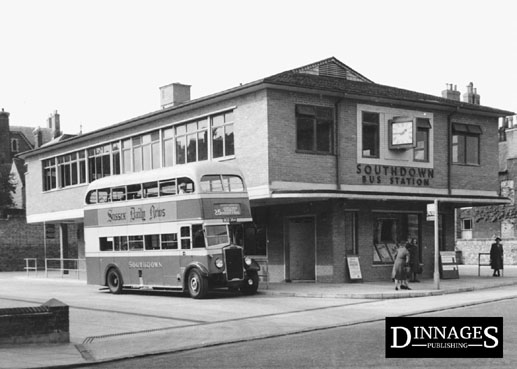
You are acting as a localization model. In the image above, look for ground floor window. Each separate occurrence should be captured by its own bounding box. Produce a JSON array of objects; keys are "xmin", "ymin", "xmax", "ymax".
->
[{"xmin": 373, "ymin": 213, "xmax": 420, "ymax": 264}]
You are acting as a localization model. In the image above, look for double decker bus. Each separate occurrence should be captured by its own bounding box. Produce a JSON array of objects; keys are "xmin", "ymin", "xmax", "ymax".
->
[{"xmin": 84, "ymin": 162, "xmax": 260, "ymax": 299}]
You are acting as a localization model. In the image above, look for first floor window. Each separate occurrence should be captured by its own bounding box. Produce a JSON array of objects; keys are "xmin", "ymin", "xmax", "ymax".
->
[
  {"xmin": 452, "ymin": 123, "xmax": 481, "ymax": 165},
  {"xmin": 414, "ymin": 118, "xmax": 431, "ymax": 162},
  {"xmin": 296, "ymin": 105, "xmax": 333, "ymax": 154},
  {"xmin": 43, "ymin": 158, "xmax": 57, "ymax": 191},
  {"xmin": 212, "ymin": 112, "xmax": 234, "ymax": 158},
  {"xmin": 362, "ymin": 111, "xmax": 379, "ymax": 158}
]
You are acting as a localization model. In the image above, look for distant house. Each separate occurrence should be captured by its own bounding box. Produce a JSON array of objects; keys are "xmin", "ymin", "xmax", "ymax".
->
[{"xmin": 0, "ymin": 109, "xmax": 78, "ymax": 271}]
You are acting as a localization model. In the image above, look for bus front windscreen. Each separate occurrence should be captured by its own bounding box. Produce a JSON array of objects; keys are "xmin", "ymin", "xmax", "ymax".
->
[{"xmin": 205, "ymin": 225, "xmax": 230, "ymax": 247}]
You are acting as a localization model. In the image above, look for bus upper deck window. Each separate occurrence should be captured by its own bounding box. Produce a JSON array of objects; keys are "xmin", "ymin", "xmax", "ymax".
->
[
  {"xmin": 178, "ymin": 177, "xmax": 194, "ymax": 194},
  {"xmin": 111, "ymin": 187, "xmax": 126, "ymax": 201},
  {"xmin": 160, "ymin": 180, "xmax": 176, "ymax": 196},
  {"xmin": 223, "ymin": 175, "xmax": 244, "ymax": 192},
  {"xmin": 200, "ymin": 175, "xmax": 223, "ymax": 192},
  {"xmin": 127, "ymin": 184, "xmax": 142, "ymax": 200},
  {"xmin": 143, "ymin": 181, "xmax": 159, "ymax": 198},
  {"xmin": 98, "ymin": 188, "xmax": 110, "ymax": 203},
  {"xmin": 86, "ymin": 190, "xmax": 98, "ymax": 204}
]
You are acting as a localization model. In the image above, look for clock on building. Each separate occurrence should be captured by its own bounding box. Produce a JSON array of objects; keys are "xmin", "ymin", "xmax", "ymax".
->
[{"xmin": 389, "ymin": 117, "xmax": 415, "ymax": 149}]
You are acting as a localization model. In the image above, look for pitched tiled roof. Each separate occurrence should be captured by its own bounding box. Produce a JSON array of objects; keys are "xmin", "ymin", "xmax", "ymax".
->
[
  {"xmin": 10, "ymin": 126, "xmax": 54, "ymax": 147},
  {"xmin": 264, "ymin": 66, "xmax": 514, "ymax": 116}
]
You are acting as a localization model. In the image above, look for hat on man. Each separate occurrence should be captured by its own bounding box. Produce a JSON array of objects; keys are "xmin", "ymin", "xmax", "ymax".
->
[{"xmin": 495, "ymin": 237, "xmax": 502, "ymax": 241}]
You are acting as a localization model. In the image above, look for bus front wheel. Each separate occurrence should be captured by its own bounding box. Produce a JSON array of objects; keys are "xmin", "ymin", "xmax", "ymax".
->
[
  {"xmin": 107, "ymin": 268, "xmax": 124, "ymax": 294},
  {"xmin": 240, "ymin": 273, "xmax": 259, "ymax": 295},
  {"xmin": 187, "ymin": 269, "xmax": 208, "ymax": 299}
]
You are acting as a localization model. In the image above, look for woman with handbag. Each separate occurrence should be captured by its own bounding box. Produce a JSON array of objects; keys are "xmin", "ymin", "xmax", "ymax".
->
[{"xmin": 392, "ymin": 242, "xmax": 411, "ymax": 291}]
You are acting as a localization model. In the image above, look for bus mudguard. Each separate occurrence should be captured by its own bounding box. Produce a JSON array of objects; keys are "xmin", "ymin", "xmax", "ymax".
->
[{"xmin": 184, "ymin": 262, "xmax": 209, "ymax": 278}]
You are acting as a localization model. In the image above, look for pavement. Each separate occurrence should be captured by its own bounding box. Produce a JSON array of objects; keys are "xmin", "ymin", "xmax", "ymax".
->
[{"xmin": 1, "ymin": 265, "xmax": 517, "ymax": 368}]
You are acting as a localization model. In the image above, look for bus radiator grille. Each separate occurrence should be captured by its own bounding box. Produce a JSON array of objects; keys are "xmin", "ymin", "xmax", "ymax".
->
[{"xmin": 225, "ymin": 248, "xmax": 244, "ymax": 280}]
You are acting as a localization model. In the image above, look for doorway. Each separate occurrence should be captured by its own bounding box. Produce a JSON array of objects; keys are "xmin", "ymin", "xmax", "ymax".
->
[{"xmin": 286, "ymin": 216, "xmax": 315, "ymax": 281}]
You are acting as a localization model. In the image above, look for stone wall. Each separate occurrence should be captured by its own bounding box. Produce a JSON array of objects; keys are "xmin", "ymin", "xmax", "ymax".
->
[
  {"xmin": 0, "ymin": 299, "xmax": 69, "ymax": 345},
  {"xmin": 455, "ymin": 238, "xmax": 517, "ymax": 265}
]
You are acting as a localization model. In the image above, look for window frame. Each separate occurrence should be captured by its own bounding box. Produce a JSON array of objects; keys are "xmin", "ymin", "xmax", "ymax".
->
[
  {"xmin": 361, "ymin": 111, "xmax": 380, "ymax": 158},
  {"xmin": 295, "ymin": 105, "xmax": 334, "ymax": 155},
  {"xmin": 413, "ymin": 118, "xmax": 431, "ymax": 162},
  {"xmin": 452, "ymin": 123, "xmax": 481, "ymax": 166}
]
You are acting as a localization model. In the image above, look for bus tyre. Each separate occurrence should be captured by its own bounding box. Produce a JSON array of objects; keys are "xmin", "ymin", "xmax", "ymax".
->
[
  {"xmin": 107, "ymin": 268, "xmax": 124, "ymax": 294},
  {"xmin": 241, "ymin": 273, "xmax": 259, "ymax": 295},
  {"xmin": 187, "ymin": 269, "xmax": 208, "ymax": 299}
]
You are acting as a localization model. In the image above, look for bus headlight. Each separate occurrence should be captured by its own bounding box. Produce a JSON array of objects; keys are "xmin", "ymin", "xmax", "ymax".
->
[
  {"xmin": 215, "ymin": 258, "xmax": 224, "ymax": 269},
  {"xmin": 244, "ymin": 256, "xmax": 252, "ymax": 266}
]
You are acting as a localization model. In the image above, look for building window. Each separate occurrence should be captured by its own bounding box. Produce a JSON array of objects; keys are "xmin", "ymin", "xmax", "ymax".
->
[
  {"xmin": 162, "ymin": 127, "xmax": 174, "ymax": 167},
  {"xmin": 212, "ymin": 111, "xmax": 234, "ymax": 158},
  {"xmin": 43, "ymin": 158, "xmax": 57, "ymax": 191},
  {"xmin": 132, "ymin": 131, "xmax": 160, "ymax": 171},
  {"xmin": 461, "ymin": 218, "xmax": 473, "ymax": 240},
  {"xmin": 296, "ymin": 105, "xmax": 333, "ymax": 154},
  {"xmin": 176, "ymin": 119, "xmax": 208, "ymax": 164},
  {"xmin": 362, "ymin": 111, "xmax": 380, "ymax": 158},
  {"xmin": 414, "ymin": 118, "xmax": 431, "ymax": 162},
  {"xmin": 373, "ymin": 213, "xmax": 419, "ymax": 264},
  {"xmin": 58, "ymin": 151, "xmax": 86, "ymax": 188},
  {"xmin": 88, "ymin": 145, "xmax": 113, "ymax": 182},
  {"xmin": 11, "ymin": 138, "xmax": 19, "ymax": 153},
  {"xmin": 452, "ymin": 123, "xmax": 481, "ymax": 165}
]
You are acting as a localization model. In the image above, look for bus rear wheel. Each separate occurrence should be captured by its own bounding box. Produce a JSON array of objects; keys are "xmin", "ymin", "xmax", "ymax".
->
[
  {"xmin": 187, "ymin": 269, "xmax": 208, "ymax": 299},
  {"xmin": 107, "ymin": 268, "xmax": 124, "ymax": 294}
]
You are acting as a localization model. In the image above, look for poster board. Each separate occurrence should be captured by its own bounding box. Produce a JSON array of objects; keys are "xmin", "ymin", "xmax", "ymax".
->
[
  {"xmin": 346, "ymin": 256, "xmax": 363, "ymax": 281},
  {"xmin": 439, "ymin": 251, "xmax": 459, "ymax": 279}
]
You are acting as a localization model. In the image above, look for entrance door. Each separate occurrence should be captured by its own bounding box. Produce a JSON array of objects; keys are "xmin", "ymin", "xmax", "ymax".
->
[{"xmin": 287, "ymin": 217, "xmax": 315, "ymax": 281}]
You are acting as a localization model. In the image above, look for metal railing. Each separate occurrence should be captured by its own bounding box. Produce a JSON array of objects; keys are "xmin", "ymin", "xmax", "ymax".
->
[
  {"xmin": 478, "ymin": 253, "xmax": 504, "ymax": 277},
  {"xmin": 24, "ymin": 258, "xmax": 38, "ymax": 277},
  {"xmin": 44, "ymin": 258, "xmax": 86, "ymax": 279}
]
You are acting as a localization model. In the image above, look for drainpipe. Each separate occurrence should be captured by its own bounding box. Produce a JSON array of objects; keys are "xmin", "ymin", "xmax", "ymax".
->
[
  {"xmin": 447, "ymin": 107, "xmax": 459, "ymax": 196},
  {"xmin": 335, "ymin": 97, "xmax": 345, "ymax": 191}
]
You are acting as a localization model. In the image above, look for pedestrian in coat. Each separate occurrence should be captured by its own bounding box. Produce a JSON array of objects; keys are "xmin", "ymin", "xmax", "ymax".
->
[
  {"xmin": 392, "ymin": 243, "xmax": 411, "ymax": 291},
  {"xmin": 490, "ymin": 237, "xmax": 504, "ymax": 277},
  {"xmin": 406, "ymin": 238, "xmax": 420, "ymax": 282}
]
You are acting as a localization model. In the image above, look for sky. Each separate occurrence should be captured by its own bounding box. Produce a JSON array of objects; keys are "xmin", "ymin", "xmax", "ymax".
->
[{"xmin": 1, "ymin": 0, "xmax": 516, "ymax": 135}]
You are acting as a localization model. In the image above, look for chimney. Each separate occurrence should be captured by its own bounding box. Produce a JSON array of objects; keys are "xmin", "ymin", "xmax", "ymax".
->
[
  {"xmin": 0, "ymin": 108, "xmax": 11, "ymax": 164},
  {"xmin": 47, "ymin": 110, "xmax": 61, "ymax": 139},
  {"xmin": 462, "ymin": 82, "xmax": 481, "ymax": 105},
  {"xmin": 33, "ymin": 127, "xmax": 43, "ymax": 148},
  {"xmin": 441, "ymin": 83, "xmax": 461, "ymax": 101},
  {"xmin": 160, "ymin": 83, "xmax": 191, "ymax": 109}
]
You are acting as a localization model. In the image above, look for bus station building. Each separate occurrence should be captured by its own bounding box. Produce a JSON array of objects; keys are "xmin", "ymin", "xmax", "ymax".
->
[{"xmin": 19, "ymin": 57, "xmax": 514, "ymax": 283}]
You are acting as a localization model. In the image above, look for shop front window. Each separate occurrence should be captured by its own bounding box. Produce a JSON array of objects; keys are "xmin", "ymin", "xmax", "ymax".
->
[{"xmin": 373, "ymin": 213, "xmax": 419, "ymax": 264}]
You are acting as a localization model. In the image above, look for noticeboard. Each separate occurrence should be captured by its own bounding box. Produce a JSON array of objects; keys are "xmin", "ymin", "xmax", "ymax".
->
[
  {"xmin": 346, "ymin": 256, "xmax": 363, "ymax": 281},
  {"xmin": 439, "ymin": 251, "xmax": 459, "ymax": 279}
]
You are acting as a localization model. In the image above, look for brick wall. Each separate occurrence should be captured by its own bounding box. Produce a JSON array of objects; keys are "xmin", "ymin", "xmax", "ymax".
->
[
  {"xmin": 267, "ymin": 89, "xmax": 337, "ymax": 186},
  {"xmin": 0, "ymin": 299, "xmax": 69, "ymax": 345},
  {"xmin": 0, "ymin": 214, "xmax": 79, "ymax": 271}
]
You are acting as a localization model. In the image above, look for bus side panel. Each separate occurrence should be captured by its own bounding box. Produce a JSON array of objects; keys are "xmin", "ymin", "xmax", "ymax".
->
[
  {"xmin": 94, "ymin": 255, "xmax": 182, "ymax": 288},
  {"xmin": 86, "ymin": 257, "xmax": 102, "ymax": 285}
]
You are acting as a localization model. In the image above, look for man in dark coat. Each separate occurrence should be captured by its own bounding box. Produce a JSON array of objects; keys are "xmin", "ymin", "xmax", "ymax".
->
[
  {"xmin": 490, "ymin": 237, "xmax": 504, "ymax": 277},
  {"xmin": 406, "ymin": 238, "xmax": 420, "ymax": 282}
]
